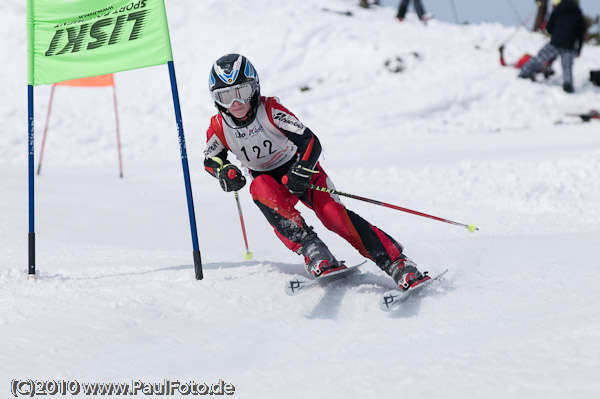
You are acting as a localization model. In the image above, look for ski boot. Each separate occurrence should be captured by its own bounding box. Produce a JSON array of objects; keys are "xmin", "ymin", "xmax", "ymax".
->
[
  {"xmin": 387, "ymin": 255, "xmax": 430, "ymax": 291},
  {"xmin": 299, "ymin": 235, "xmax": 344, "ymax": 278},
  {"xmin": 543, "ymin": 66, "xmax": 555, "ymax": 79},
  {"xmin": 420, "ymin": 13, "xmax": 434, "ymax": 24}
]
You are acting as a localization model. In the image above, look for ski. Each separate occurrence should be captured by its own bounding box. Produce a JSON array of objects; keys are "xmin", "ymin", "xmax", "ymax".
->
[
  {"xmin": 284, "ymin": 261, "xmax": 366, "ymax": 296},
  {"xmin": 555, "ymin": 109, "xmax": 599, "ymax": 125},
  {"xmin": 379, "ymin": 269, "xmax": 448, "ymax": 311},
  {"xmin": 566, "ymin": 109, "xmax": 599, "ymax": 122}
]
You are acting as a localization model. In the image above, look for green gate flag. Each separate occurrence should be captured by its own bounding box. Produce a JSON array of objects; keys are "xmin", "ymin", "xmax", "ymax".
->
[{"xmin": 27, "ymin": 0, "xmax": 174, "ymax": 86}]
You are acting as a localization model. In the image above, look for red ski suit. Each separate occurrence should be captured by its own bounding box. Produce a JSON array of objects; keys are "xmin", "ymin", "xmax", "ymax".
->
[{"xmin": 204, "ymin": 96, "xmax": 403, "ymax": 270}]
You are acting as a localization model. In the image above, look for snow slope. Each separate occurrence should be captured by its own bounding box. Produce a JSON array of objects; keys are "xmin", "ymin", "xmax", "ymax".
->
[{"xmin": 1, "ymin": 0, "xmax": 600, "ymax": 398}]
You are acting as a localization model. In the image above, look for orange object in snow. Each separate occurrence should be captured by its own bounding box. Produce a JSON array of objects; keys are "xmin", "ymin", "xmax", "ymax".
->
[
  {"xmin": 38, "ymin": 73, "xmax": 123, "ymax": 177},
  {"xmin": 55, "ymin": 74, "xmax": 114, "ymax": 87}
]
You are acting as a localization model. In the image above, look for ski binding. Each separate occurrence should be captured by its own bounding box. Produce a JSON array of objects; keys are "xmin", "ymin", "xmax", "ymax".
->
[
  {"xmin": 284, "ymin": 261, "xmax": 366, "ymax": 296},
  {"xmin": 379, "ymin": 269, "xmax": 448, "ymax": 311}
]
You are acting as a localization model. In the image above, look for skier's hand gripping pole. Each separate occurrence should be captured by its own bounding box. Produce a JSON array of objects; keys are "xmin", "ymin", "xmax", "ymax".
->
[
  {"xmin": 308, "ymin": 184, "xmax": 479, "ymax": 233},
  {"xmin": 207, "ymin": 156, "xmax": 245, "ymax": 192}
]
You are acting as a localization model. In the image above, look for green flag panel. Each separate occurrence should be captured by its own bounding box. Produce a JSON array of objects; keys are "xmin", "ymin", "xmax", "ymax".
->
[{"xmin": 27, "ymin": 0, "xmax": 173, "ymax": 85}]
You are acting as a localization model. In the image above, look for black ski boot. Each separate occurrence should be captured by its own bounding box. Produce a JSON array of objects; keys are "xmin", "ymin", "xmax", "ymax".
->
[{"xmin": 543, "ymin": 67, "xmax": 555, "ymax": 79}]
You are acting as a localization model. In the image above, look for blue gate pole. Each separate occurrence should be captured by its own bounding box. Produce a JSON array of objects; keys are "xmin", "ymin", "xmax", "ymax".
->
[
  {"xmin": 167, "ymin": 61, "xmax": 203, "ymax": 280},
  {"xmin": 28, "ymin": 84, "xmax": 36, "ymax": 278}
]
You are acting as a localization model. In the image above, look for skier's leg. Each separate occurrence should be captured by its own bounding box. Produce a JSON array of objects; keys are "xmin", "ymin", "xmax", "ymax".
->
[
  {"xmin": 397, "ymin": 0, "xmax": 410, "ymax": 18},
  {"xmin": 536, "ymin": 43, "xmax": 561, "ymax": 66},
  {"xmin": 302, "ymin": 166, "xmax": 429, "ymax": 288},
  {"xmin": 413, "ymin": 0, "xmax": 426, "ymax": 19},
  {"xmin": 518, "ymin": 58, "xmax": 542, "ymax": 79},
  {"xmin": 302, "ymin": 166, "xmax": 397, "ymax": 264},
  {"xmin": 250, "ymin": 174, "xmax": 305, "ymax": 251},
  {"xmin": 559, "ymin": 48, "xmax": 575, "ymax": 92},
  {"xmin": 519, "ymin": 43, "xmax": 558, "ymax": 79},
  {"xmin": 250, "ymin": 174, "xmax": 340, "ymax": 275}
]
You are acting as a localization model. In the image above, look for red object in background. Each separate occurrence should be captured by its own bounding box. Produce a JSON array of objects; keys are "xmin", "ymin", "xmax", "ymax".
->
[{"xmin": 515, "ymin": 54, "xmax": 533, "ymax": 69}]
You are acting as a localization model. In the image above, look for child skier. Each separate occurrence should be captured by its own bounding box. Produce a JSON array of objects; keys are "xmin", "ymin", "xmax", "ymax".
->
[{"xmin": 203, "ymin": 54, "xmax": 430, "ymax": 291}]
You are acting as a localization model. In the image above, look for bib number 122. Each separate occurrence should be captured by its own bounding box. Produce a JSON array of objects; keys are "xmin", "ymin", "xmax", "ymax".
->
[{"xmin": 240, "ymin": 140, "xmax": 275, "ymax": 161}]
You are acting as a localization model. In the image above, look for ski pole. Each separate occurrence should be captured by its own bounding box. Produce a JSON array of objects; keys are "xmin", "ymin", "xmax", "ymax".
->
[
  {"xmin": 233, "ymin": 190, "xmax": 254, "ymax": 260},
  {"xmin": 502, "ymin": 7, "xmax": 535, "ymax": 46},
  {"xmin": 309, "ymin": 184, "xmax": 479, "ymax": 233},
  {"xmin": 449, "ymin": 0, "xmax": 460, "ymax": 24},
  {"xmin": 499, "ymin": 5, "xmax": 536, "ymax": 47},
  {"xmin": 506, "ymin": 0, "xmax": 525, "ymax": 26}
]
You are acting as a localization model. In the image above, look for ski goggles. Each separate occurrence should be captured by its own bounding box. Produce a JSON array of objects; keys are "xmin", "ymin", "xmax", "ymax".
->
[{"xmin": 211, "ymin": 80, "xmax": 257, "ymax": 108}]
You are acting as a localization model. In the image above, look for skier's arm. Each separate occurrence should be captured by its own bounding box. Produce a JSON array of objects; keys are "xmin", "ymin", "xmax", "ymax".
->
[
  {"xmin": 267, "ymin": 99, "xmax": 322, "ymax": 168},
  {"xmin": 280, "ymin": 127, "xmax": 323, "ymax": 196},
  {"xmin": 203, "ymin": 149, "xmax": 227, "ymax": 178},
  {"xmin": 284, "ymin": 127, "xmax": 322, "ymax": 168},
  {"xmin": 203, "ymin": 126, "xmax": 245, "ymax": 192},
  {"xmin": 203, "ymin": 122, "xmax": 228, "ymax": 177},
  {"xmin": 267, "ymin": 99, "xmax": 323, "ymax": 195}
]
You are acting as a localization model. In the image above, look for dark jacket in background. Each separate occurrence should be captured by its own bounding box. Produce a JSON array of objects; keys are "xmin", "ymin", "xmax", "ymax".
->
[{"xmin": 546, "ymin": 0, "xmax": 586, "ymax": 54}]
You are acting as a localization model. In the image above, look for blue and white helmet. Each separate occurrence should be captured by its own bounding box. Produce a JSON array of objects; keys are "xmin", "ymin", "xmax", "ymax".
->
[{"xmin": 209, "ymin": 54, "xmax": 261, "ymax": 126}]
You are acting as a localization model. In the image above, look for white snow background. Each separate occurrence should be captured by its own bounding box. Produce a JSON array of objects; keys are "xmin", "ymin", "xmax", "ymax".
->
[{"xmin": 1, "ymin": 0, "xmax": 600, "ymax": 398}]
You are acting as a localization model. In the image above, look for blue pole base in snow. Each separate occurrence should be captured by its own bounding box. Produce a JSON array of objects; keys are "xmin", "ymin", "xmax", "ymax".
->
[
  {"xmin": 28, "ymin": 233, "xmax": 35, "ymax": 277},
  {"xmin": 193, "ymin": 250, "xmax": 203, "ymax": 280}
]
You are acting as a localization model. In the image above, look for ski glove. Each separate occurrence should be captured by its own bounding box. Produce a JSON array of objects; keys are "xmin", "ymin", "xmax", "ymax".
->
[
  {"xmin": 283, "ymin": 160, "xmax": 318, "ymax": 196},
  {"xmin": 219, "ymin": 164, "xmax": 246, "ymax": 192},
  {"xmin": 206, "ymin": 157, "xmax": 246, "ymax": 192}
]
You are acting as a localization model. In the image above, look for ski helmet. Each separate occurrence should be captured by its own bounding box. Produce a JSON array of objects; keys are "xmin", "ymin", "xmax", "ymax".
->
[{"xmin": 209, "ymin": 54, "xmax": 260, "ymax": 127}]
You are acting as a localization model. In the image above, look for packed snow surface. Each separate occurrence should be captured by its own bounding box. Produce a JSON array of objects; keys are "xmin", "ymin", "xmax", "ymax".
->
[{"xmin": 1, "ymin": 1, "xmax": 599, "ymax": 398}]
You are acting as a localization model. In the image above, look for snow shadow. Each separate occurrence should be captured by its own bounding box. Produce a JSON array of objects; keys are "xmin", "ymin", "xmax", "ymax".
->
[
  {"xmin": 265, "ymin": 261, "xmax": 308, "ymax": 276},
  {"xmin": 8, "ymin": 260, "xmax": 309, "ymax": 283},
  {"xmin": 304, "ymin": 272, "xmax": 392, "ymax": 319},
  {"xmin": 305, "ymin": 281, "xmax": 352, "ymax": 320},
  {"xmin": 387, "ymin": 277, "xmax": 454, "ymax": 319}
]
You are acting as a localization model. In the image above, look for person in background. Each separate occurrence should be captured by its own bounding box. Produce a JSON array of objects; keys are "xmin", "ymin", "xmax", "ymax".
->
[
  {"xmin": 397, "ymin": 0, "xmax": 430, "ymax": 23},
  {"xmin": 519, "ymin": 0, "xmax": 586, "ymax": 93},
  {"xmin": 203, "ymin": 53, "xmax": 431, "ymax": 291},
  {"xmin": 533, "ymin": 0, "xmax": 549, "ymax": 32}
]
